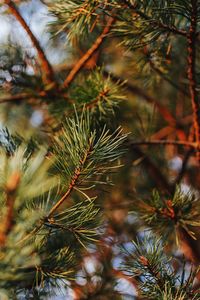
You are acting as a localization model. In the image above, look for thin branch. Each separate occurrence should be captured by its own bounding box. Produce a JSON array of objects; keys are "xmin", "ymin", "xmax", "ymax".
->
[
  {"xmin": 62, "ymin": 16, "xmax": 115, "ymax": 89},
  {"xmin": 0, "ymin": 93, "xmax": 49, "ymax": 104},
  {"xmin": 4, "ymin": 0, "xmax": 56, "ymax": 87},
  {"xmin": 0, "ymin": 90, "xmax": 70, "ymax": 105},
  {"xmin": 0, "ymin": 92, "xmax": 38, "ymax": 104},
  {"xmin": 187, "ymin": 0, "xmax": 200, "ymax": 163},
  {"xmin": 47, "ymin": 174, "xmax": 79, "ymax": 218},
  {"xmin": 47, "ymin": 139, "xmax": 92, "ymax": 218}
]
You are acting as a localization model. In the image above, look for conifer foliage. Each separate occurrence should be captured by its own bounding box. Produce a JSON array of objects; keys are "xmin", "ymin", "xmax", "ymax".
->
[{"xmin": 0, "ymin": 0, "xmax": 200, "ymax": 299}]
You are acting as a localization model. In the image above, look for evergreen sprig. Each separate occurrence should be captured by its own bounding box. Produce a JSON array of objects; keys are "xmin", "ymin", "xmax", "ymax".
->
[
  {"xmin": 47, "ymin": 0, "xmax": 102, "ymax": 42},
  {"xmin": 69, "ymin": 69, "xmax": 125, "ymax": 115},
  {"xmin": 0, "ymin": 108, "xmax": 127, "ymax": 295},
  {"xmin": 123, "ymin": 235, "xmax": 200, "ymax": 300},
  {"xmin": 52, "ymin": 108, "xmax": 127, "ymax": 193},
  {"xmin": 42, "ymin": 200, "xmax": 100, "ymax": 248},
  {"xmin": 113, "ymin": 0, "xmax": 187, "ymax": 50},
  {"xmin": 135, "ymin": 187, "xmax": 200, "ymax": 240}
]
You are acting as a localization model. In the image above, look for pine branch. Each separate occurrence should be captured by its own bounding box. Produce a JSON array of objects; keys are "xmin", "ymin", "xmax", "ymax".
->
[
  {"xmin": 44, "ymin": 200, "xmax": 99, "ymax": 247},
  {"xmin": 48, "ymin": 110, "xmax": 127, "ymax": 216},
  {"xmin": 123, "ymin": 237, "xmax": 170, "ymax": 296},
  {"xmin": 123, "ymin": 0, "xmax": 188, "ymax": 37},
  {"xmin": 134, "ymin": 186, "xmax": 200, "ymax": 270},
  {"xmin": 187, "ymin": 0, "xmax": 200, "ymax": 164},
  {"xmin": 62, "ymin": 16, "xmax": 115, "ymax": 88},
  {"xmin": 47, "ymin": 138, "xmax": 93, "ymax": 217},
  {"xmin": 4, "ymin": 0, "xmax": 56, "ymax": 88},
  {"xmin": 67, "ymin": 68, "xmax": 124, "ymax": 115},
  {"xmin": 123, "ymin": 235, "xmax": 199, "ymax": 299}
]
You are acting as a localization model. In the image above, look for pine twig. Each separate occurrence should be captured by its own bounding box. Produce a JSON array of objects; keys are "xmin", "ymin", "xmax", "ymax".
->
[
  {"xmin": 187, "ymin": 0, "xmax": 200, "ymax": 164},
  {"xmin": 139, "ymin": 256, "xmax": 165, "ymax": 291},
  {"xmin": 4, "ymin": 0, "xmax": 56, "ymax": 88},
  {"xmin": 17, "ymin": 140, "xmax": 93, "ymax": 244},
  {"xmin": 62, "ymin": 16, "xmax": 115, "ymax": 89},
  {"xmin": 47, "ymin": 139, "xmax": 93, "ymax": 218},
  {"xmin": 47, "ymin": 174, "xmax": 79, "ymax": 218}
]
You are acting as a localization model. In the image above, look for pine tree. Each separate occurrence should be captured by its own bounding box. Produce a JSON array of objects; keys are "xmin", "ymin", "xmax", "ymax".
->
[{"xmin": 0, "ymin": 0, "xmax": 200, "ymax": 299}]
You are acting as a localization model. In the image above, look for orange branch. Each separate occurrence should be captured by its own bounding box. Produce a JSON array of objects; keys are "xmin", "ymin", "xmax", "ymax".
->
[
  {"xmin": 47, "ymin": 170, "xmax": 80, "ymax": 218},
  {"xmin": 187, "ymin": 0, "xmax": 200, "ymax": 164},
  {"xmin": 62, "ymin": 16, "xmax": 115, "ymax": 89},
  {"xmin": 0, "ymin": 172, "xmax": 20, "ymax": 247},
  {"xmin": 5, "ymin": 0, "xmax": 56, "ymax": 88}
]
